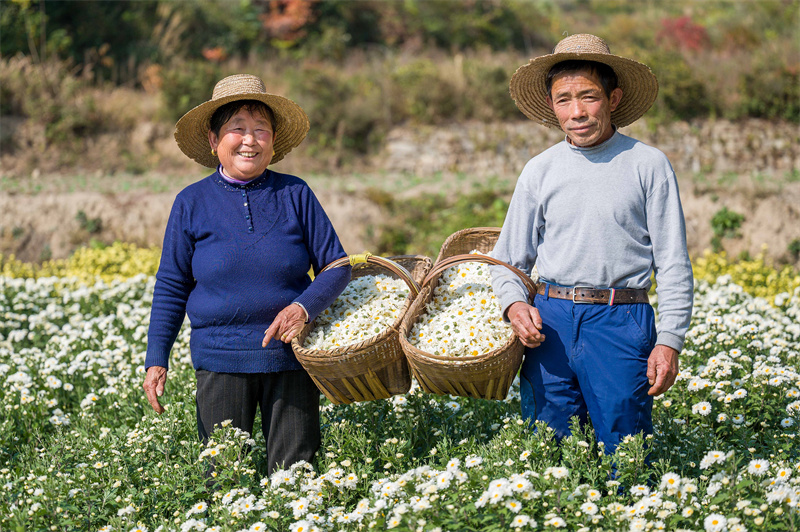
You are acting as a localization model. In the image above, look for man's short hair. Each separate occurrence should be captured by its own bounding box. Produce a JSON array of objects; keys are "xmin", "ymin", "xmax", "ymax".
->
[{"xmin": 545, "ymin": 60, "xmax": 619, "ymax": 99}]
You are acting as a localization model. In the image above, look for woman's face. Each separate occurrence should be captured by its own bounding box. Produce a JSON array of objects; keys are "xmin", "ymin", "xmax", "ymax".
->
[{"xmin": 208, "ymin": 108, "xmax": 274, "ymax": 180}]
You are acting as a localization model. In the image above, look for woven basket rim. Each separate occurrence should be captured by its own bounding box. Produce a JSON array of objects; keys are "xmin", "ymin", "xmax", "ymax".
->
[
  {"xmin": 400, "ymin": 231, "xmax": 535, "ymax": 364},
  {"xmin": 434, "ymin": 226, "xmax": 501, "ymax": 264},
  {"xmin": 293, "ymin": 255, "xmax": 431, "ymax": 359},
  {"xmin": 399, "ymin": 283, "xmax": 518, "ymax": 363}
]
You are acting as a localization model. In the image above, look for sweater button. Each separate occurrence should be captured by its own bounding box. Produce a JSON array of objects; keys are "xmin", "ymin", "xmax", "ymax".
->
[{"xmin": 245, "ymin": 215, "xmax": 250, "ymax": 219}]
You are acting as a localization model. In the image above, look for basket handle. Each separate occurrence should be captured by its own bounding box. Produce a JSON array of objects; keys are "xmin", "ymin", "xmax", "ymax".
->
[
  {"xmin": 320, "ymin": 253, "xmax": 421, "ymax": 297},
  {"xmin": 422, "ymin": 254, "xmax": 537, "ymax": 303}
]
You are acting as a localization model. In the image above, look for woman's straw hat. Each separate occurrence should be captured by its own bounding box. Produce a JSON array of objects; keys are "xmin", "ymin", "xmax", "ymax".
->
[
  {"xmin": 174, "ymin": 74, "xmax": 309, "ymax": 167},
  {"xmin": 509, "ymin": 34, "xmax": 658, "ymax": 129}
]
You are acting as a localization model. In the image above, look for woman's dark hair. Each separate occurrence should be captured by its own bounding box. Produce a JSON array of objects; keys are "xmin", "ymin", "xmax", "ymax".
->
[
  {"xmin": 209, "ymin": 100, "xmax": 276, "ymax": 137},
  {"xmin": 545, "ymin": 60, "xmax": 619, "ymax": 98}
]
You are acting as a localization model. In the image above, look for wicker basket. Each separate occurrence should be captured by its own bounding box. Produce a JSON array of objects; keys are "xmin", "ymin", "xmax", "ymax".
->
[
  {"xmin": 435, "ymin": 227, "xmax": 503, "ymax": 263},
  {"xmin": 399, "ymin": 229, "xmax": 537, "ymax": 400},
  {"xmin": 292, "ymin": 254, "xmax": 431, "ymax": 405}
]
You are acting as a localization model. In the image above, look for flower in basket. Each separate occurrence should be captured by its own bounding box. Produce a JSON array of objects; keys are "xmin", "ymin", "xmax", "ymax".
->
[
  {"xmin": 303, "ymin": 274, "xmax": 410, "ymax": 350},
  {"xmin": 409, "ymin": 251, "xmax": 513, "ymax": 357}
]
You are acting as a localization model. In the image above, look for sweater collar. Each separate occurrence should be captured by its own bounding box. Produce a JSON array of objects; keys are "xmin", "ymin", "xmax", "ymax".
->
[{"xmin": 211, "ymin": 167, "xmax": 272, "ymax": 192}]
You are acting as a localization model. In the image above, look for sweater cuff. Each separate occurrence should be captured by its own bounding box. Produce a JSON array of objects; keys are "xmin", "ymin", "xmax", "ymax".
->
[
  {"xmin": 144, "ymin": 349, "xmax": 170, "ymax": 371},
  {"xmin": 294, "ymin": 265, "xmax": 350, "ymax": 322},
  {"xmin": 292, "ymin": 301, "xmax": 310, "ymax": 323},
  {"xmin": 656, "ymin": 331, "xmax": 684, "ymax": 353}
]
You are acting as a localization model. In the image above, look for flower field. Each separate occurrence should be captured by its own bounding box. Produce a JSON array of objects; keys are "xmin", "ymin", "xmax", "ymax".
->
[{"xmin": 1, "ymin": 246, "xmax": 799, "ymax": 531}]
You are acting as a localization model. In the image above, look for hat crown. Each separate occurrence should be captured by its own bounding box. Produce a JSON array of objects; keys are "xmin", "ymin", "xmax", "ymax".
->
[
  {"xmin": 211, "ymin": 74, "xmax": 267, "ymax": 101},
  {"xmin": 553, "ymin": 34, "xmax": 612, "ymax": 55}
]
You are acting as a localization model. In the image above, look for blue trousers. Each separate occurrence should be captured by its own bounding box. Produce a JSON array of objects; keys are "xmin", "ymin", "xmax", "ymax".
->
[{"xmin": 520, "ymin": 287, "xmax": 657, "ymax": 454}]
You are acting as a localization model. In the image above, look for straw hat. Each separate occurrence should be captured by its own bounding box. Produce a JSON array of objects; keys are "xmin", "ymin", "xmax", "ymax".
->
[
  {"xmin": 509, "ymin": 34, "xmax": 658, "ymax": 129},
  {"xmin": 174, "ymin": 74, "xmax": 309, "ymax": 167}
]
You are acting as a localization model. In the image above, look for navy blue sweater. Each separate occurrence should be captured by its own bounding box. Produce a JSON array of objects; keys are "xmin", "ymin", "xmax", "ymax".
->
[{"xmin": 145, "ymin": 169, "xmax": 350, "ymax": 373}]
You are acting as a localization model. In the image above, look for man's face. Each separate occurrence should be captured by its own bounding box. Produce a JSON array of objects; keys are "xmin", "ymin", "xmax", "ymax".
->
[{"xmin": 546, "ymin": 69, "xmax": 623, "ymax": 147}]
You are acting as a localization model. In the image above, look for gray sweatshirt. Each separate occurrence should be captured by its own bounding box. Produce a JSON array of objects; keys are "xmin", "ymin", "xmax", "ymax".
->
[{"xmin": 490, "ymin": 130, "xmax": 693, "ymax": 352}]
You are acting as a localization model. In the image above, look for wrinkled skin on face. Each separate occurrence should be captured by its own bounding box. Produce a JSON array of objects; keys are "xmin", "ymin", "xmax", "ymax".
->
[
  {"xmin": 208, "ymin": 108, "xmax": 275, "ymax": 180},
  {"xmin": 546, "ymin": 69, "xmax": 623, "ymax": 148}
]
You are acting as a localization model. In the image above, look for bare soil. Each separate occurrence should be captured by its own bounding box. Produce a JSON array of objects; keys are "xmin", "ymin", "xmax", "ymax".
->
[{"xmin": 1, "ymin": 118, "xmax": 798, "ymax": 267}]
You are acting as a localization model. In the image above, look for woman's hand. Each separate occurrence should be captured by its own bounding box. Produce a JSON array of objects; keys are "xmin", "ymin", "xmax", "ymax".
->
[
  {"xmin": 263, "ymin": 303, "xmax": 307, "ymax": 347},
  {"xmin": 143, "ymin": 366, "xmax": 168, "ymax": 414}
]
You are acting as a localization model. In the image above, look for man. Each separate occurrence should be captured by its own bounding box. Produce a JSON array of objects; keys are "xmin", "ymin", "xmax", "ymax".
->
[{"xmin": 490, "ymin": 34, "xmax": 693, "ymax": 454}]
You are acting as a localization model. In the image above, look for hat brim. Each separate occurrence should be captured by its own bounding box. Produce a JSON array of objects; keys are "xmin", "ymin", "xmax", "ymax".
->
[
  {"xmin": 510, "ymin": 52, "xmax": 659, "ymax": 129},
  {"xmin": 174, "ymin": 92, "xmax": 310, "ymax": 168}
]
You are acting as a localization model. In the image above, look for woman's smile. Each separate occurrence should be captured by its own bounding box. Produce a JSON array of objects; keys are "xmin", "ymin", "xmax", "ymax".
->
[{"xmin": 209, "ymin": 109, "xmax": 275, "ymax": 180}]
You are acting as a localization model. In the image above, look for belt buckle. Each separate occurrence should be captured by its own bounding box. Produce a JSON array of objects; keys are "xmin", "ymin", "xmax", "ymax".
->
[{"xmin": 572, "ymin": 286, "xmax": 594, "ymax": 304}]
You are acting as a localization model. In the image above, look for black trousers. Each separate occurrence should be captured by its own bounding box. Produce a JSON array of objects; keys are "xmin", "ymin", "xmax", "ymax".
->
[{"xmin": 195, "ymin": 369, "xmax": 321, "ymax": 474}]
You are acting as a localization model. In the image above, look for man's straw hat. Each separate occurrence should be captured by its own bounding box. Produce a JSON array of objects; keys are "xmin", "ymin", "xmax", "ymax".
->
[
  {"xmin": 509, "ymin": 34, "xmax": 658, "ymax": 129},
  {"xmin": 174, "ymin": 74, "xmax": 309, "ymax": 167}
]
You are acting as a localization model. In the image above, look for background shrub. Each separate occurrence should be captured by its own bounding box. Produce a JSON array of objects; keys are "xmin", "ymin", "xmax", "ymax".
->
[
  {"xmin": 390, "ymin": 58, "xmax": 460, "ymax": 123},
  {"xmin": 373, "ymin": 189, "xmax": 510, "ymax": 257},
  {"xmin": 1, "ymin": 0, "xmax": 797, "ymax": 166},
  {"xmin": 158, "ymin": 59, "xmax": 221, "ymax": 122}
]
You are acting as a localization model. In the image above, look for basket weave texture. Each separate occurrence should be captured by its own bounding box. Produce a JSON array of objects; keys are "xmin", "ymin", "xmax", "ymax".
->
[
  {"xmin": 400, "ymin": 228, "xmax": 537, "ymax": 400},
  {"xmin": 292, "ymin": 255, "xmax": 431, "ymax": 405}
]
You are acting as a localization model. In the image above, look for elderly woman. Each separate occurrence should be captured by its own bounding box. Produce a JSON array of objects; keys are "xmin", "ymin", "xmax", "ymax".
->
[{"xmin": 142, "ymin": 74, "xmax": 350, "ymax": 474}]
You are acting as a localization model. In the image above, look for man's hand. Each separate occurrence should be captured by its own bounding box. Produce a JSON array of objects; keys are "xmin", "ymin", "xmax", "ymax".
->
[
  {"xmin": 263, "ymin": 303, "xmax": 307, "ymax": 347},
  {"xmin": 647, "ymin": 344, "xmax": 679, "ymax": 396},
  {"xmin": 506, "ymin": 302, "xmax": 545, "ymax": 348},
  {"xmin": 143, "ymin": 366, "xmax": 168, "ymax": 414}
]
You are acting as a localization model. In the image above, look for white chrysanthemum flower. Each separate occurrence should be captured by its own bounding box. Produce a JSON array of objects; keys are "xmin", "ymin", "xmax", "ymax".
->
[
  {"xmin": 409, "ymin": 252, "xmax": 513, "ymax": 357},
  {"xmin": 704, "ymin": 513, "xmax": 727, "ymax": 532},
  {"xmin": 692, "ymin": 401, "xmax": 712, "ymax": 416},
  {"xmin": 699, "ymin": 450, "xmax": 728, "ymax": 469},
  {"xmin": 660, "ymin": 473, "xmax": 681, "ymax": 491},
  {"xmin": 544, "ymin": 466, "xmax": 569, "ymax": 479},
  {"xmin": 465, "ymin": 455, "xmax": 483, "ymax": 468},
  {"xmin": 510, "ymin": 514, "xmax": 531, "ymax": 528},
  {"xmin": 304, "ymin": 274, "xmax": 409, "ymax": 350},
  {"xmin": 580, "ymin": 501, "xmax": 599, "ymax": 515},
  {"xmin": 747, "ymin": 459, "xmax": 770, "ymax": 476},
  {"xmin": 289, "ymin": 521, "xmax": 313, "ymax": 532}
]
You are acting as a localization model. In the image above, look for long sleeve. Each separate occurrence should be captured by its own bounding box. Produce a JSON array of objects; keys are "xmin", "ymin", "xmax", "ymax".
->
[
  {"xmin": 646, "ymin": 172, "xmax": 694, "ymax": 352},
  {"xmin": 145, "ymin": 197, "xmax": 195, "ymax": 370},
  {"xmin": 490, "ymin": 167, "xmax": 540, "ymax": 318},
  {"xmin": 291, "ymin": 184, "xmax": 350, "ymax": 322}
]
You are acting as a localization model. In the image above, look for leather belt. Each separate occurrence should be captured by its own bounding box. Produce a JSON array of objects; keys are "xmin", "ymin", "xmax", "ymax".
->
[{"xmin": 536, "ymin": 284, "xmax": 650, "ymax": 305}]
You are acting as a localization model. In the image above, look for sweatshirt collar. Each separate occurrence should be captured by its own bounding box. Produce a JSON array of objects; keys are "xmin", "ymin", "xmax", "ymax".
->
[{"xmin": 564, "ymin": 127, "xmax": 620, "ymax": 153}]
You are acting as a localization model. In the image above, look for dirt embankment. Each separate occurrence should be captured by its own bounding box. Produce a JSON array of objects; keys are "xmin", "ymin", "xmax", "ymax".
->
[{"xmin": 0, "ymin": 118, "xmax": 798, "ymax": 266}]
